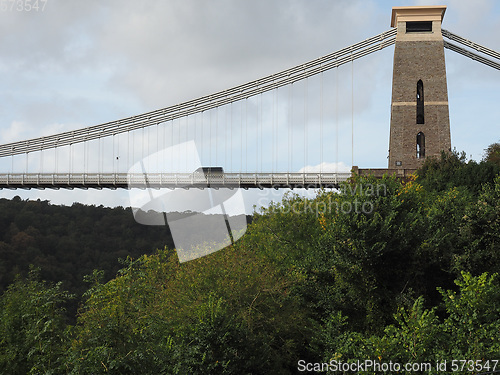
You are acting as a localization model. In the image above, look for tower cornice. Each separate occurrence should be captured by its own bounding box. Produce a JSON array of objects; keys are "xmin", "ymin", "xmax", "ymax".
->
[{"xmin": 391, "ymin": 6, "xmax": 447, "ymax": 28}]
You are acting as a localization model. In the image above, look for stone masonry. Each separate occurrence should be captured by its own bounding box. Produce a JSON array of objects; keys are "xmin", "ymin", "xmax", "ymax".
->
[{"xmin": 388, "ymin": 6, "xmax": 451, "ymax": 169}]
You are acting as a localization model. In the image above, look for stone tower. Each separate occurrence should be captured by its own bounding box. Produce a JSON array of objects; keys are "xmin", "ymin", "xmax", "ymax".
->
[{"xmin": 388, "ymin": 6, "xmax": 451, "ymax": 169}]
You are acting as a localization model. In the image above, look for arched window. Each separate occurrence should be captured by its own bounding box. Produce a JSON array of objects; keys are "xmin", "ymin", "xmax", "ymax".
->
[
  {"xmin": 416, "ymin": 80, "xmax": 424, "ymax": 124},
  {"xmin": 416, "ymin": 132, "xmax": 425, "ymax": 159}
]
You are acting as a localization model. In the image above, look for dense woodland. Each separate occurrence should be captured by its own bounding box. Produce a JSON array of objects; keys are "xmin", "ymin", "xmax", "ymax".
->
[
  {"xmin": 0, "ymin": 201, "xmax": 172, "ymax": 295},
  {"xmin": 0, "ymin": 201, "xmax": 250, "ymax": 321},
  {"xmin": 0, "ymin": 146, "xmax": 499, "ymax": 374}
]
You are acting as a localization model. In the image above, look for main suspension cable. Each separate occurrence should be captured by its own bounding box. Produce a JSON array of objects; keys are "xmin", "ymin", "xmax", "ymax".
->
[{"xmin": 0, "ymin": 29, "xmax": 397, "ymax": 157}]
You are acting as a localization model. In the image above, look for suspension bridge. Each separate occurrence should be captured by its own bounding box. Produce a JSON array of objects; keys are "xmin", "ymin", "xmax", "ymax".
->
[{"xmin": 0, "ymin": 6, "xmax": 498, "ymax": 191}]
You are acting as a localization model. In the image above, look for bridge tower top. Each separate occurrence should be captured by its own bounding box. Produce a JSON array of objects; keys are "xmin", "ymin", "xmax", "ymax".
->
[
  {"xmin": 388, "ymin": 5, "xmax": 451, "ymax": 170},
  {"xmin": 391, "ymin": 6, "xmax": 446, "ymax": 42},
  {"xmin": 391, "ymin": 6, "xmax": 446, "ymax": 28}
]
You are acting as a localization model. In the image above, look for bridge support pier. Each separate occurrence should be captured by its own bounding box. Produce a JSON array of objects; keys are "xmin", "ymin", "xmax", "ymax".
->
[
  {"xmin": 352, "ymin": 166, "xmax": 417, "ymax": 180},
  {"xmin": 388, "ymin": 6, "xmax": 451, "ymax": 169}
]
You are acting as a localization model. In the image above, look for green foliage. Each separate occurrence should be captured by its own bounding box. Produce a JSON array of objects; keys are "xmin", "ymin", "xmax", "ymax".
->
[
  {"xmin": 69, "ymin": 247, "xmax": 306, "ymax": 374},
  {"xmin": 319, "ymin": 175, "xmax": 428, "ymax": 329},
  {"xmin": 483, "ymin": 142, "xmax": 500, "ymax": 166},
  {"xmin": 416, "ymin": 149, "xmax": 500, "ymax": 194},
  {"xmin": 0, "ymin": 198, "xmax": 251, "ymax": 322},
  {"xmin": 68, "ymin": 252, "xmax": 177, "ymax": 374},
  {"xmin": 438, "ymin": 272, "xmax": 500, "ymax": 359},
  {"xmin": 0, "ymin": 146, "xmax": 499, "ymax": 374},
  {"xmin": 0, "ymin": 267, "xmax": 73, "ymax": 375},
  {"xmin": 457, "ymin": 174, "xmax": 500, "ymax": 275},
  {"xmin": 0, "ymin": 198, "xmax": 173, "ymax": 301},
  {"xmin": 380, "ymin": 296, "xmax": 441, "ymax": 362},
  {"xmin": 249, "ymin": 174, "xmax": 434, "ymax": 331},
  {"xmin": 315, "ymin": 272, "xmax": 499, "ymax": 375},
  {"xmin": 168, "ymin": 293, "xmax": 269, "ymax": 375}
]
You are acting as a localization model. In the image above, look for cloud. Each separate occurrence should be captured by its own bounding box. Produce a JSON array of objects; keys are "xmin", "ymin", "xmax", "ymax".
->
[
  {"xmin": 0, "ymin": 121, "xmax": 26, "ymax": 144},
  {"xmin": 298, "ymin": 162, "xmax": 351, "ymax": 173},
  {"xmin": 88, "ymin": 0, "xmax": 382, "ymax": 108}
]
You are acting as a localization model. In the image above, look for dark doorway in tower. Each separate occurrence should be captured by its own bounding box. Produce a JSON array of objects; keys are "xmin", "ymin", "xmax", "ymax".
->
[
  {"xmin": 416, "ymin": 80, "xmax": 424, "ymax": 124},
  {"xmin": 416, "ymin": 132, "xmax": 425, "ymax": 159}
]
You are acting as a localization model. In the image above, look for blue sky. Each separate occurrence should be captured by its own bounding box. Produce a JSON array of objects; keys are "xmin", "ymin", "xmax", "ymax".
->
[{"xmin": 0, "ymin": 0, "xmax": 499, "ymax": 211}]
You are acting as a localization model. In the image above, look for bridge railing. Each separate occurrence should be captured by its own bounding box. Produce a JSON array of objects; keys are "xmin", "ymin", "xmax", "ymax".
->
[{"xmin": 0, "ymin": 172, "xmax": 352, "ymax": 190}]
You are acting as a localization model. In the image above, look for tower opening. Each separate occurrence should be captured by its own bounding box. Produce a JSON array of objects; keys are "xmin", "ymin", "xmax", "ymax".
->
[
  {"xmin": 406, "ymin": 21, "xmax": 433, "ymax": 33},
  {"xmin": 416, "ymin": 80, "xmax": 424, "ymax": 124},
  {"xmin": 416, "ymin": 132, "xmax": 425, "ymax": 159}
]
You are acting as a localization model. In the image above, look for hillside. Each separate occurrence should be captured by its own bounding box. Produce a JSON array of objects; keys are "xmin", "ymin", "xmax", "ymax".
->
[{"xmin": 0, "ymin": 198, "xmax": 250, "ymax": 304}]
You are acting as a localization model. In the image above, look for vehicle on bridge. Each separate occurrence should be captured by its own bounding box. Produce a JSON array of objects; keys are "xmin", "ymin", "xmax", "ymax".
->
[{"xmin": 193, "ymin": 167, "xmax": 224, "ymax": 177}]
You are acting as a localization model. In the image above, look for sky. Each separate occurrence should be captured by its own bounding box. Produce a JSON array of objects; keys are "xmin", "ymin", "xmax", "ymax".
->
[{"xmin": 0, "ymin": 0, "xmax": 499, "ymax": 213}]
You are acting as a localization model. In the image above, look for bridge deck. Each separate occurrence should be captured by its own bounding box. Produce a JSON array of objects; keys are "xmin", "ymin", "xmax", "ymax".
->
[{"xmin": 0, "ymin": 172, "xmax": 351, "ymax": 190}]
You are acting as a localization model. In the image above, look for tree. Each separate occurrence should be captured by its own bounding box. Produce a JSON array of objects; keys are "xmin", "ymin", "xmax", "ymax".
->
[
  {"xmin": 416, "ymin": 149, "xmax": 500, "ymax": 195},
  {"xmin": 316, "ymin": 272, "xmax": 500, "ymax": 374},
  {"xmin": 484, "ymin": 142, "xmax": 500, "ymax": 166},
  {"xmin": 0, "ymin": 267, "xmax": 73, "ymax": 375},
  {"xmin": 69, "ymin": 247, "xmax": 308, "ymax": 374},
  {"xmin": 457, "ymin": 174, "xmax": 500, "ymax": 275}
]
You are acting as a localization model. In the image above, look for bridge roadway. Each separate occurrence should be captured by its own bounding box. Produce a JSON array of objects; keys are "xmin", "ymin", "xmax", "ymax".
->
[{"xmin": 0, "ymin": 172, "xmax": 351, "ymax": 190}]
